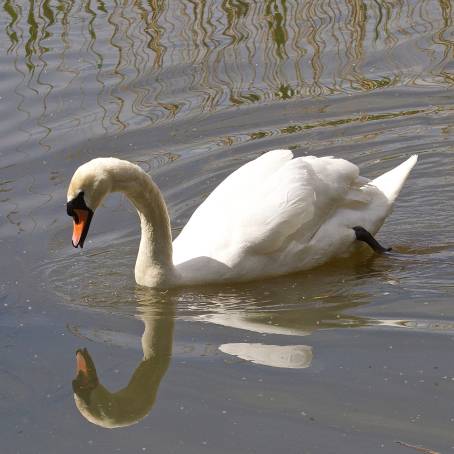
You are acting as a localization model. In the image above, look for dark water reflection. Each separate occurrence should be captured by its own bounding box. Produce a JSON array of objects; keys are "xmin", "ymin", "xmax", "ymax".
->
[{"xmin": 1, "ymin": 1, "xmax": 454, "ymax": 452}]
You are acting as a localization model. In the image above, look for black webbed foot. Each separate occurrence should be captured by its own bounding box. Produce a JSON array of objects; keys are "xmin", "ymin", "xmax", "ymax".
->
[{"xmin": 353, "ymin": 226, "xmax": 392, "ymax": 254}]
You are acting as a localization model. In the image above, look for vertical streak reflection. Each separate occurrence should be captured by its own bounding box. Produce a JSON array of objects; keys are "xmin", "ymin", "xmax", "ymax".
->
[{"xmin": 0, "ymin": 0, "xmax": 452, "ymax": 155}]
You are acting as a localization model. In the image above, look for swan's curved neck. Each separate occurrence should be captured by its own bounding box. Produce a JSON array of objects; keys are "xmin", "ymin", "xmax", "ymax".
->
[{"xmin": 108, "ymin": 162, "xmax": 176, "ymax": 287}]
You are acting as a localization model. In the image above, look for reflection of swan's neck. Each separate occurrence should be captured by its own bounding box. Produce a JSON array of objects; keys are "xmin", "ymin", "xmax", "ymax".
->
[
  {"xmin": 113, "ymin": 163, "xmax": 175, "ymax": 287},
  {"xmin": 75, "ymin": 313, "xmax": 173, "ymax": 429}
]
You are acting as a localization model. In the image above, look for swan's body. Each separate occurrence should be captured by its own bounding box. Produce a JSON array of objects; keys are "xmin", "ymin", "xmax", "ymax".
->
[{"xmin": 67, "ymin": 150, "xmax": 417, "ymax": 288}]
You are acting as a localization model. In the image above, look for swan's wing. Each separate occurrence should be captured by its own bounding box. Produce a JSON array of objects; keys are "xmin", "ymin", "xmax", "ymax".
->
[
  {"xmin": 173, "ymin": 149, "xmax": 293, "ymax": 258},
  {"xmin": 245, "ymin": 155, "xmax": 363, "ymax": 254},
  {"xmin": 173, "ymin": 150, "xmax": 360, "ymax": 263}
]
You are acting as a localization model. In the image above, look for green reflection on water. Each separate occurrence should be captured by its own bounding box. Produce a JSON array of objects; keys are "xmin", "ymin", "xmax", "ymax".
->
[
  {"xmin": 3, "ymin": 1, "xmax": 452, "ymax": 108},
  {"xmin": 0, "ymin": 0, "xmax": 452, "ymax": 164},
  {"xmin": 246, "ymin": 105, "xmax": 438, "ymax": 142}
]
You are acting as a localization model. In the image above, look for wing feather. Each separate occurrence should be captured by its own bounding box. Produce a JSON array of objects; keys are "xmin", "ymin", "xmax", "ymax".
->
[{"xmin": 173, "ymin": 151, "xmax": 360, "ymax": 264}]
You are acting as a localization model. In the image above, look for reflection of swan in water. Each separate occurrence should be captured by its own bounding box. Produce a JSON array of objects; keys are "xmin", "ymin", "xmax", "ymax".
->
[
  {"xmin": 70, "ymin": 269, "xmax": 375, "ymax": 426},
  {"xmin": 181, "ymin": 275, "xmax": 372, "ymax": 369},
  {"xmin": 205, "ymin": 297, "xmax": 366, "ymax": 369},
  {"xmin": 219, "ymin": 343, "xmax": 313, "ymax": 369},
  {"xmin": 72, "ymin": 301, "xmax": 174, "ymax": 428}
]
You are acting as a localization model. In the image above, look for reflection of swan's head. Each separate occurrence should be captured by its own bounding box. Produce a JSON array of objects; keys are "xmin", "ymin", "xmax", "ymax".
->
[
  {"xmin": 72, "ymin": 348, "xmax": 121, "ymax": 429},
  {"xmin": 71, "ymin": 301, "xmax": 174, "ymax": 429},
  {"xmin": 72, "ymin": 344, "xmax": 169, "ymax": 429},
  {"xmin": 72, "ymin": 348, "xmax": 141, "ymax": 429}
]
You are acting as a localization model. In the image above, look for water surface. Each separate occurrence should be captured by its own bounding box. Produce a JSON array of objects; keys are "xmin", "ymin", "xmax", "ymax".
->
[{"xmin": 1, "ymin": 1, "xmax": 453, "ymax": 453}]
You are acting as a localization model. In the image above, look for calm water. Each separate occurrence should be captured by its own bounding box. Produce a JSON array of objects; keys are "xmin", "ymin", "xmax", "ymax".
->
[{"xmin": 1, "ymin": 1, "xmax": 453, "ymax": 452}]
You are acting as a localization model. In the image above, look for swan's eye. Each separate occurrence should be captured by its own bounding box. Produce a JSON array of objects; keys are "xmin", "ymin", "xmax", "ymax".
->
[
  {"xmin": 67, "ymin": 191, "xmax": 86, "ymax": 219},
  {"xmin": 67, "ymin": 206, "xmax": 79, "ymax": 223}
]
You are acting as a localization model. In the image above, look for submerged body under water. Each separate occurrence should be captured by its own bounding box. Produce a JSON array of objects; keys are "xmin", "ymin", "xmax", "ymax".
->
[{"xmin": 0, "ymin": 1, "xmax": 453, "ymax": 453}]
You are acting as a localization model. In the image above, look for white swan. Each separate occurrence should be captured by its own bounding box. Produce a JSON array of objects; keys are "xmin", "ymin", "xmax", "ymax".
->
[{"xmin": 67, "ymin": 150, "xmax": 417, "ymax": 288}]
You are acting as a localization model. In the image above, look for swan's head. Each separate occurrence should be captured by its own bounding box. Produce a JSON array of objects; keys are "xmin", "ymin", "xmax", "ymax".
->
[{"xmin": 67, "ymin": 158, "xmax": 115, "ymax": 248}]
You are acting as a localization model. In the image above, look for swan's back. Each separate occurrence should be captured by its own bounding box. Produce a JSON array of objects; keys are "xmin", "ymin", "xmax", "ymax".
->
[
  {"xmin": 172, "ymin": 150, "xmax": 418, "ymax": 284},
  {"xmin": 173, "ymin": 150, "xmax": 364, "ymax": 279}
]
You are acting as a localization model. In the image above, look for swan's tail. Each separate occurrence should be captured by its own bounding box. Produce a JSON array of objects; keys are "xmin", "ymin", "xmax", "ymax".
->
[{"xmin": 370, "ymin": 155, "xmax": 418, "ymax": 203}]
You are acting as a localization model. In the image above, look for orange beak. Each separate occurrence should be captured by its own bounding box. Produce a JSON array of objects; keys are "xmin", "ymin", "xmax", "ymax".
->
[
  {"xmin": 73, "ymin": 348, "xmax": 99, "ymax": 399},
  {"xmin": 72, "ymin": 208, "xmax": 92, "ymax": 248}
]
